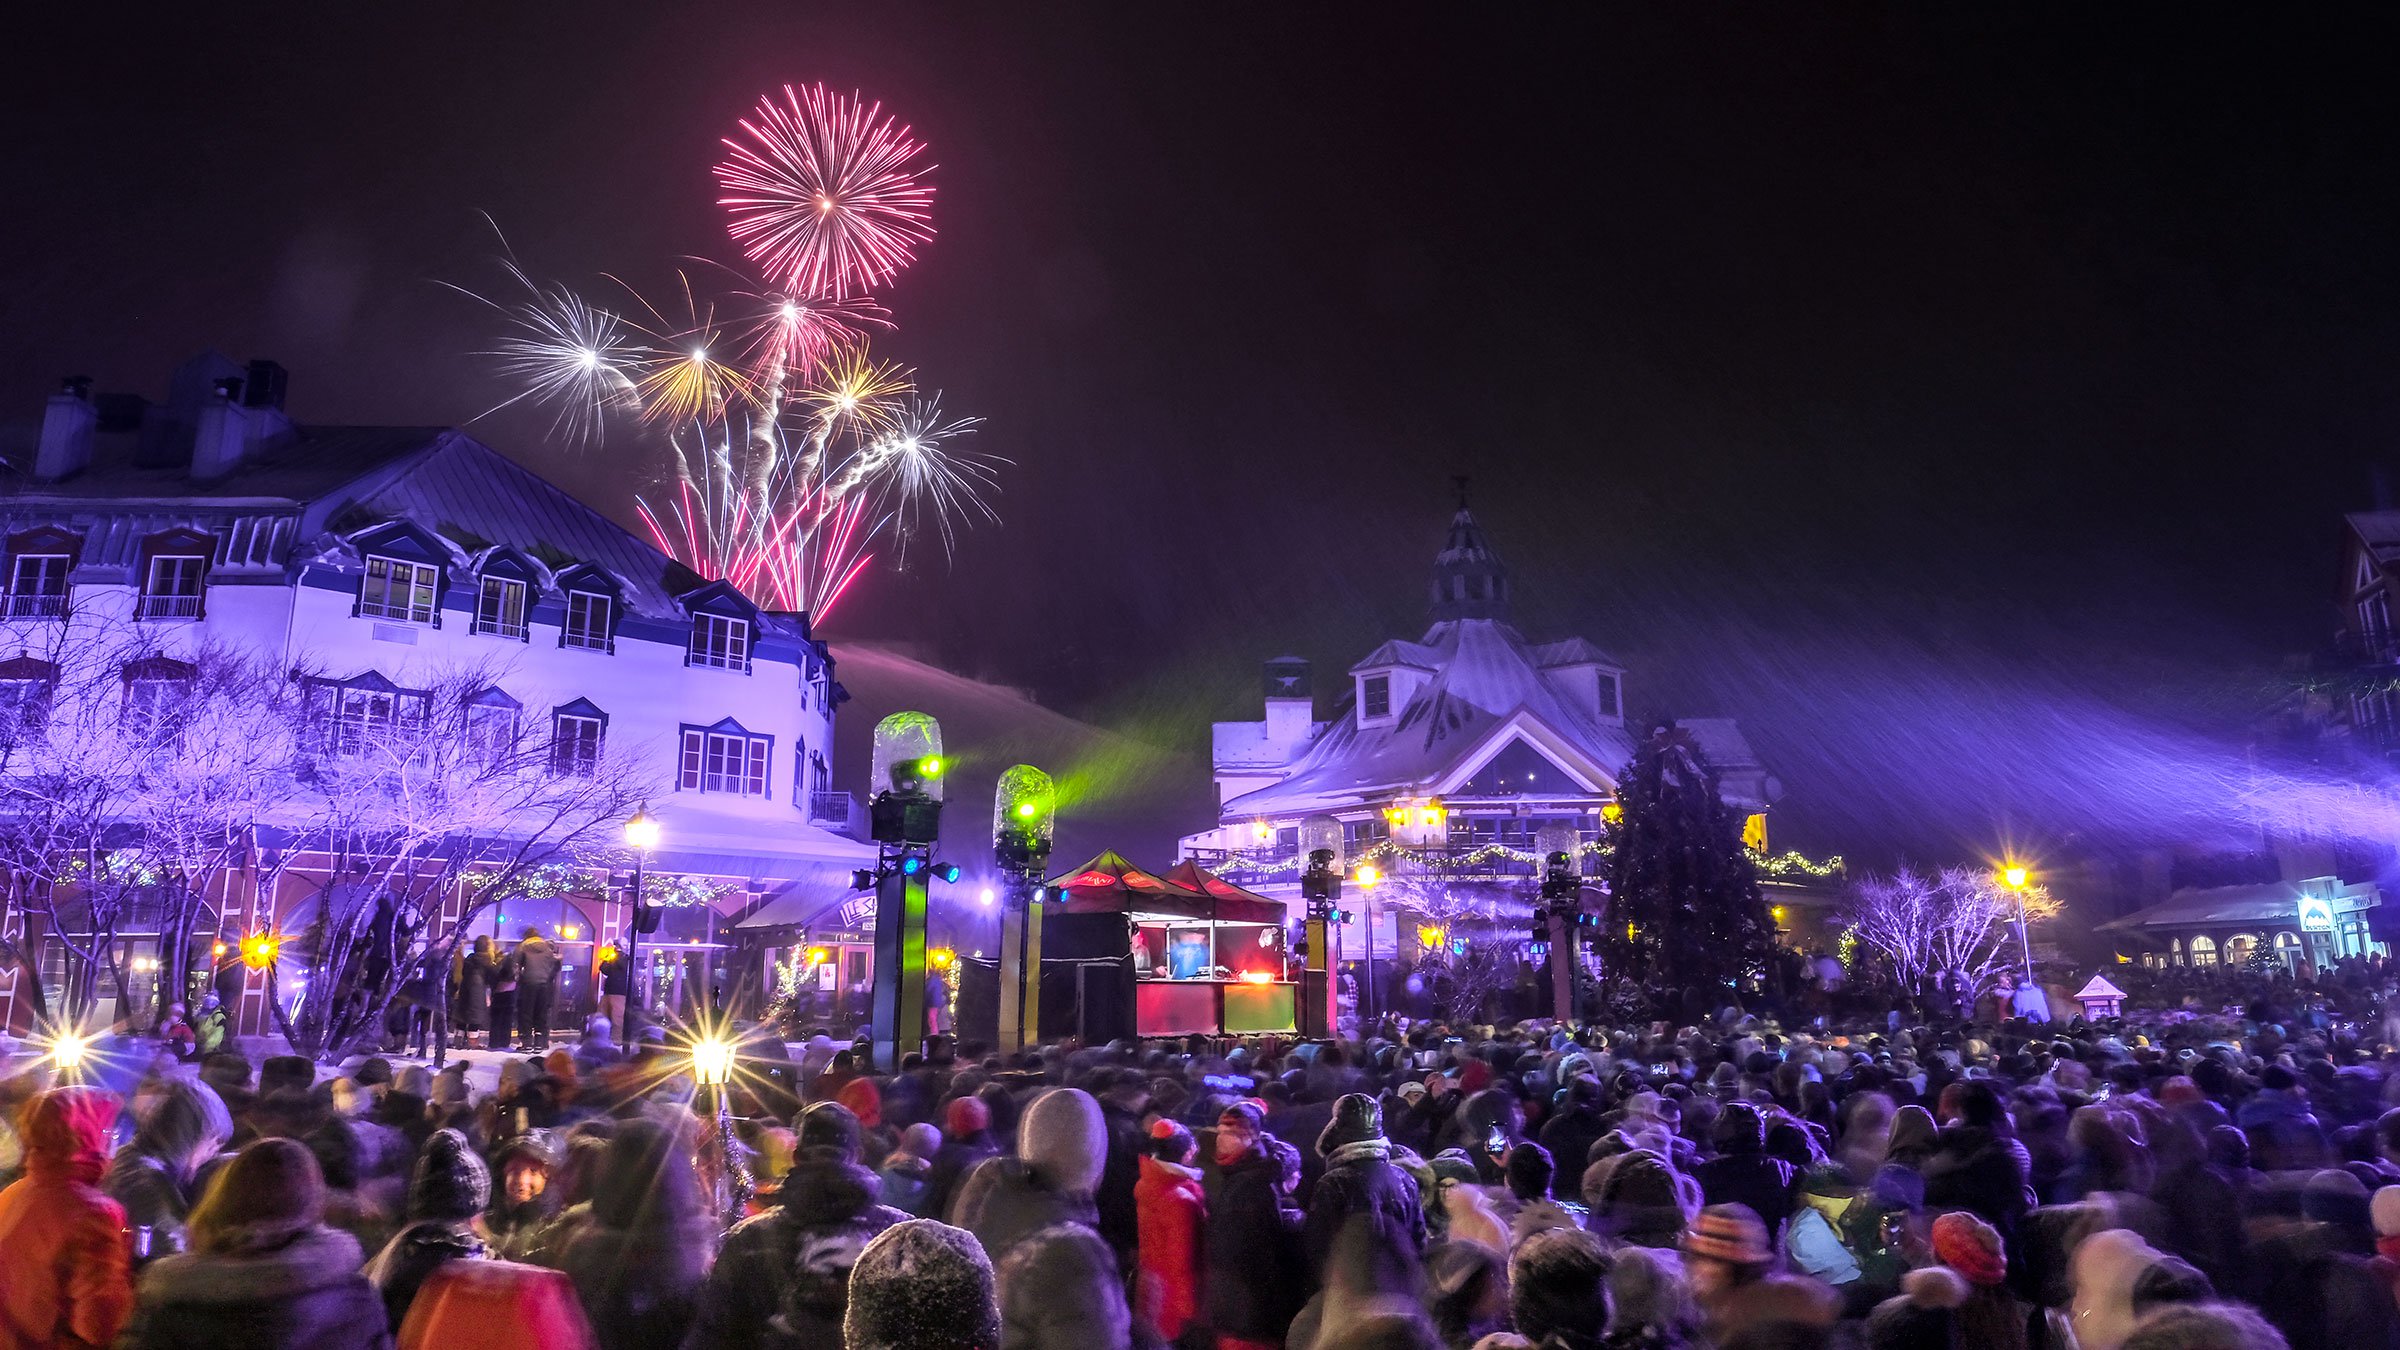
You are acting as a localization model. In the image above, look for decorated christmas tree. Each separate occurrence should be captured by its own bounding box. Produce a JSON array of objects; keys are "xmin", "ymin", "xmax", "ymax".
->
[{"xmin": 1598, "ymin": 722, "xmax": 1777, "ymax": 1018}]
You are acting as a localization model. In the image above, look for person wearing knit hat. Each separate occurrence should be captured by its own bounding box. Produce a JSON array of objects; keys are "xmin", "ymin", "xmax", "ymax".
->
[
  {"xmin": 687, "ymin": 1098, "xmax": 910, "ymax": 1350},
  {"xmin": 842, "ymin": 1219, "xmax": 1001, "ymax": 1350},
  {"xmin": 366, "ymin": 1127, "xmax": 491, "ymax": 1330},
  {"xmin": 1134, "ymin": 1118, "xmax": 1207, "ymax": 1343},
  {"xmin": 1932, "ymin": 1210, "xmax": 2006, "ymax": 1288},
  {"xmin": 2374, "ymin": 1184, "xmax": 2400, "ymax": 1264},
  {"xmin": 1304, "ymin": 1091, "xmax": 1426, "ymax": 1281},
  {"xmin": 1591, "ymin": 1149, "xmax": 1696, "ymax": 1250},
  {"xmin": 922, "ymin": 1095, "xmax": 999, "ymax": 1224},
  {"xmin": 1863, "ymin": 1267, "xmax": 1971, "ymax": 1350},
  {"xmin": 1684, "ymin": 1202, "xmax": 1773, "ymax": 1271},
  {"xmin": 122, "ymin": 1138, "xmax": 389, "ymax": 1350},
  {"xmin": 105, "ymin": 1075, "xmax": 233, "ymax": 1252},
  {"xmin": 879, "ymin": 1121, "xmax": 944, "ymax": 1216},
  {"xmin": 943, "ymin": 1088, "xmax": 1129, "ymax": 1350},
  {"xmin": 1508, "ymin": 1226, "xmax": 1614, "ymax": 1348}
]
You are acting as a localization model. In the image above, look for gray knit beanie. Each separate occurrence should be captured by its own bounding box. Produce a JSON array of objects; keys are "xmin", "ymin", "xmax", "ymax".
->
[{"xmin": 843, "ymin": 1219, "xmax": 1001, "ymax": 1350}]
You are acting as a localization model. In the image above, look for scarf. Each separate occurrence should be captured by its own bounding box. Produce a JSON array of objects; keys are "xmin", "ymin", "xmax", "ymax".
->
[{"xmin": 1328, "ymin": 1138, "xmax": 1391, "ymax": 1169}]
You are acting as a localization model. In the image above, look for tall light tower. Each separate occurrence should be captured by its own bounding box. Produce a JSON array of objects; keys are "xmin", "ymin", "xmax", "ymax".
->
[
  {"xmin": 861, "ymin": 713, "xmax": 959, "ymax": 1070},
  {"xmin": 1534, "ymin": 822, "xmax": 1582, "ymax": 1022},
  {"xmin": 993, "ymin": 765, "xmax": 1056, "ymax": 1053},
  {"xmin": 1298, "ymin": 815, "xmax": 1344, "ymax": 1037}
]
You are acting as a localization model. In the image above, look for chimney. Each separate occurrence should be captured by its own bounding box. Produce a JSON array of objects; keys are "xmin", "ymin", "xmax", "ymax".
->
[
  {"xmin": 191, "ymin": 375, "xmax": 253, "ymax": 482},
  {"xmin": 1262, "ymin": 656, "xmax": 1314, "ymax": 748},
  {"xmin": 34, "ymin": 376, "xmax": 98, "ymax": 481}
]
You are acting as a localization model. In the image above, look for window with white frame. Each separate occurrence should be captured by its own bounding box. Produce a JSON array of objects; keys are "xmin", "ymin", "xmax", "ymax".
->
[
  {"xmin": 689, "ymin": 613, "xmax": 750, "ymax": 671},
  {"xmin": 6, "ymin": 554, "xmax": 70, "ymax": 619},
  {"xmin": 463, "ymin": 693, "xmax": 518, "ymax": 763},
  {"xmin": 563, "ymin": 591, "xmax": 613, "ymax": 651},
  {"xmin": 137, "ymin": 554, "xmax": 206, "ymax": 620},
  {"xmin": 0, "ymin": 659, "xmax": 58, "ymax": 740},
  {"xmin": 474, "ymin": 576, "xmax": 528, "ymax": 640},
  {"xmin": 1362, "ymin": 673, "xmax": 1391, "ymax": 719},
  {"xmin": 551, "ymin": 707, "xmax": 606, "ymax": 775},
  {"xmin": 359, "ymin": 555, "xmax": 439, "ymax": 624},
  {"xmin": 123, "ymin": 660, "xmax": 196, "ymax": 738},
  {"xmin": 679, "ymin": 723, "xmax": 770, "ymax": 796}
]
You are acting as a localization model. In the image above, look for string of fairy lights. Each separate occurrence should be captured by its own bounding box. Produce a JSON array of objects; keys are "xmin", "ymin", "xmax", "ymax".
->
[{"xmin": 1208, "ymin": 836, "xmax": 1844, "ymax": 882}]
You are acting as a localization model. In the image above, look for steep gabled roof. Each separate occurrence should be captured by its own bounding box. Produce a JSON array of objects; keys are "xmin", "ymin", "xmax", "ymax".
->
[
  {"xmin": 1225, "ymin": 617, "xmax": 1638, "ymax": 815},
  {"xmin": 1351, "ymin": 639, "xmax": 1441, "ymax": 674}
]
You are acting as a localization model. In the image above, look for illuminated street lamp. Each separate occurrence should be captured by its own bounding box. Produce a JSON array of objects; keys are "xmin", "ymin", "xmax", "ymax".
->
[
  {"xmin": 49, "ymin": 1030, "xmax": 88, "ymax": 1074},
  {"xmin": 2000, "ymin": 862, "xmax": 2037, "ymax": 991},
  {"xmin": 688, "ymin": 1034, "xmax": 751, "ymax": 1219},
  {"xmin": 624, "ymin": 805, "xmax": 660, "ymax": 1043}
]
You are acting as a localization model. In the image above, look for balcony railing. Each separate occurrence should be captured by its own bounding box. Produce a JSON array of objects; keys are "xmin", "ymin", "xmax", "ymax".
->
[
  {"xmin": 474, "ymin": 616, "xmax": 528, "ymax": 640},
  {"xmin": 808, "ymin": 790, "xmax": 860, "ymax": 835},
  {"xmin": 3, "ymin": 593, "xmax": 66, "ymax": 620},
  {"xmin": 134, "ymin": 593, "xmax": 202, "ymax": 621}
]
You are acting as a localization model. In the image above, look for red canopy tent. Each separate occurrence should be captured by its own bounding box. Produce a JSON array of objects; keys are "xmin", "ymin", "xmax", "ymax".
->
[
  {"xmin": 1047, "ymin": 850, "xmax": 1213, "ymax": 917},
  {"xmin": 1037, "ymin": 851, "xmax": 1296, "ymax": 1038},
  {"xmin": 1157, "ymin": 859, "xmax": 1288, "ymax": 926}
]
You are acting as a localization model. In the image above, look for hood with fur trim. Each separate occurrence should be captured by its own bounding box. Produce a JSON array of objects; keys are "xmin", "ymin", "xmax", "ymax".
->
[{"xmin": 139, "ymin": 1226, "xmax": 364, "ymax": 1304}]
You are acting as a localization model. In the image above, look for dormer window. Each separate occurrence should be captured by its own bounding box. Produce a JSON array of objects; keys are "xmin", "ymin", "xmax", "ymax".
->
[
  {"xmin": 689, "ymin": 612, "xmax": 751, "ymax": 672},
  {"xmin": 359, "ymin": 555, "xmax": 439, "ymax": 624},
  {"xmin": 5, "ymin": 527, "xmax": 82, "ymax": 621},
  {"xmin": 563, "ymin": 590, "xmax": 613, "ymax": 652},
  {"xmin": 1362, "ymin": 674, "xmax": 1391, "ymax": 720},
  {"xmin": 6, "ymin": 554, "xmax": 69, "ymax": 620},
  {"xmin": 550, "ymin": 699, "xmax": 609, "ymax": 775},
  {"xmin": 137, "ymin": 554, "xmax": 206, "ymax": 621},
  {"xmin": 474, "ymin": 576, "xmax": 529, "ymax": 640},
  {"xmin": 1596, "ymin": 673, "xmax": 1620, "ymax": 719}
]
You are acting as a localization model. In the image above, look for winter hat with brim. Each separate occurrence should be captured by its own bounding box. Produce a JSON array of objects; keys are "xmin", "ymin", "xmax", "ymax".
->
[
  {"xmin": 190, "ymin": 1137, "xmax": 326, "ymax": 1254},
  {"xmin": 1318, "ymin": 1092, "xmax": 1387, "ymax": 1156},
  {"xmin": 798, "ymin": 1100, "xmax": 865, "ymax": 1163},
  {"xmin": 1430, "ymin": 1150, "xmax": 1481, "ymax": 1188},
  {"xmin": 844, "ymin": 1219, "xmax": 1001, "ymax": 1350},
  {"xmin": 1021, "ymin": 1087, "xmax": 1107, "ymax": 1194},
  {"xmin": 1683, "ymin": 1203, "xmax": 1772, "ymax": 1268},
  {"xmin": 410, "ymin": 1127, "xmax": 492, "ymax": 1223},
  {"xmin": 1932, "ymin": 1210, "xmax": 2006, "ymax": 1287}
]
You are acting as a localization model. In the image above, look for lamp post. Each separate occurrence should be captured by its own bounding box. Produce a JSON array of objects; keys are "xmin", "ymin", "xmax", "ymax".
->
[
  {"xmin": 2001, "ymin": 863, "xmax": 2036, "ymax": 991},
  {"xmin": 690, "ymin": 1034, "xmax": 750, "ymax": 1220},
  {"xmin": 624, "ymin": 806, "xmax": 660, "ymax": 1044}
]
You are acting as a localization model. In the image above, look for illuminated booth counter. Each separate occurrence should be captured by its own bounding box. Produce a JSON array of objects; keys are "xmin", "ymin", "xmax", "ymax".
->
[{"xmin": 993, "ymin": 851, "xmax": 1294, "ymax": 1042}]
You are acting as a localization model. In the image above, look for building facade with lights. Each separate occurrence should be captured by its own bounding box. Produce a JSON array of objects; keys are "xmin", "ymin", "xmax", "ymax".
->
[
  {"xmin": 0, "ymin": 355, "xmax": 872, "ymax": 1035},
  {"xmin": 1180, "ymin": 502, "xmax": 1787, "ymax": 996}
]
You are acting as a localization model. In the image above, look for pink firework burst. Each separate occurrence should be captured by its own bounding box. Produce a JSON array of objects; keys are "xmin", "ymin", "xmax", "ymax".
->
[{"xmin": 715, "ymin": 85, "xmax": 936, "ymax": 299}]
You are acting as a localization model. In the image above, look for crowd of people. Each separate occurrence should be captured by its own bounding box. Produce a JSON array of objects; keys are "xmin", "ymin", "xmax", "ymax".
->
[{"xmin": 6, "ymin": 992, "xmax": 2400, "ymax": 1350}]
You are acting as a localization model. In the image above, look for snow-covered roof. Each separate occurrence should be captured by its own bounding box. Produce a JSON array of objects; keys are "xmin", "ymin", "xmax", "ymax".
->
[
  {"xmin": 2073, "ymin": 974, "xmax": 2127, "ymax": 1000},
  {"xmin": 2349, "ymin": 510, "xmax": 2400, "ymax": 566},
  {"xmin": 1351, "ymin": 639, "xmax": 1441, "ymax": 674},
  {"xmin": 1225, "ymin": 617, "xmax": 1639, "ymax": 816},
  {"xmin": 2095, "ymin": 876, "xmax": 2379, "ymax": 932},
  {"xmin": 1527, "ymin": 637, "xmax": 1623, "ymax": 670}
]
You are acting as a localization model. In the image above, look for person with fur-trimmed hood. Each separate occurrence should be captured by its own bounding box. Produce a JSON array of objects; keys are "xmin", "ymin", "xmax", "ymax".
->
[
  {"xmin": 365, "ymin": 1127, "xmax": 491, "ymax": 1332},
  {"xmin": 105, "ymin": 1076, "xmax": 234, "ymax": 1260},
  {"xmin": 685, "ymin": 1100, "xmax": 911, "ymax": 1350},
  {"xmin": 121, "ymin": 1137, "xmax": 391, "ymax": 1350},
  {"xmin": 1306, "ymin": 1093, "xmax": 1428, "ymax": 1281},
  {"xmin": 952, "ymin": 1086, "xmax": 1133, "ymax": 1350}
]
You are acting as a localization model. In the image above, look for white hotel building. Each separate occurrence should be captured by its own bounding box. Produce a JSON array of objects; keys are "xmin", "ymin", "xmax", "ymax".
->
[{"xmin": 0, "ymin": 353, "xmax": 870, "ymax": 1035}]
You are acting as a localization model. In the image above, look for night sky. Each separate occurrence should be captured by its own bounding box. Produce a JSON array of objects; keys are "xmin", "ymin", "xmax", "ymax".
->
[{"xmin": 8, "ymin": 6, "xmax": 2399, "ymax": 865}]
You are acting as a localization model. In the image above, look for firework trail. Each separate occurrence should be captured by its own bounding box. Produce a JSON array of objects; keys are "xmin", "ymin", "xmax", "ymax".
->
[
  {"xmin": 456, "ymin": 85, "xmax": 988, "ymax": 627},
  {"xmin": 714, "ymin": 84, "xmax": 937, "ymax": 300}
]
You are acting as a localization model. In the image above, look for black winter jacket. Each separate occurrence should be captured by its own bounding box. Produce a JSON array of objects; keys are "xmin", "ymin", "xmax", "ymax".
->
[
  {"xmin": 1202, "ymin": 1146, "xmax": 1307, "ymax": 1340},
  {"xmin": 682, "ymin": 1154, "xmax": 908, "ymax": 1350},
  {"xmin": 1301, "ymin": 1151, "xmax": 1426, "ymax": 1281}
]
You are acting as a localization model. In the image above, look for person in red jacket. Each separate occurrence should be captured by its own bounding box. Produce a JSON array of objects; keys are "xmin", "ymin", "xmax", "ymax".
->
[
  {"xmin": 0, "ymin": 1086, "xmax": 135, "ymax": 1350},
  {"xmin": 1134, "ymin": 1120, "xmax": 1207, "ymax": 1348}
]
